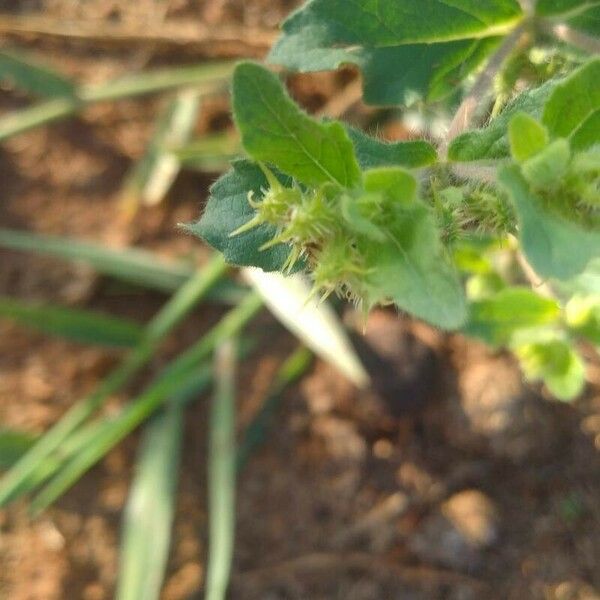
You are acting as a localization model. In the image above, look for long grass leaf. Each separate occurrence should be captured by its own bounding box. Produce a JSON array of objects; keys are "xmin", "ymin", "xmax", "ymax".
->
[
  {"xmin": 0, "ymin": 228, "xmax": 193, "ymax": 293},
  {"xmin": 0, "ymin": 227, "xmax": 246, "ymax": 301},
  {"xmin": 0, "ymin": 61, "xmax": 233, "ymax": 142},
  {"xmin": 28, "ymin": 292, "xmax": 262, "ymax": 513},
  {"xmin": 0, "ymin": 48, "xmax": 76, "ymax": 98},
  {"xmin": 116, "ymin": 401, "xmax": 185, "ymax": 600},
  {"xmin": 0, "ymin": 429, "xmax": 37, "ymax": 470},
  {"xmin": 122, "ymin": 90, "xmax": 202, "ymax": 207},
  {"xmin": 0, "ymin": 296, "xmax": 143, "ymax": 347},
  {"xmin": 205, "ymin": 339, "xmax": 237, "ymax": 600},
  {"xmin": 0, "ymin": 256, "xmax": 227, "ymax": 507},
  {"xmin": 242, "ymin": 269, "xmax": 369, "ymax": 388}
]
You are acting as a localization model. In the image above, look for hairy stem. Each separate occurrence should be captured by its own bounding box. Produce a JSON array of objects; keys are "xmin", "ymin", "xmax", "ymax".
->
[{"xmin": 441, "ymin": 21, "xmax": 530, "ymax": 157}]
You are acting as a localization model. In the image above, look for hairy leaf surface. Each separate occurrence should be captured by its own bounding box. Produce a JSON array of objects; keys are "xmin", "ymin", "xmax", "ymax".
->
[
  {"xmin": 277, "ymin": 0, "xmax": 522, "ymax": 47},
  {"xmin": 499, "ymin": 165, "xmax": 600, "ymax": 279},
  {"xmin": 186, "ymin": 160, "xmax": 295, "ymax": 272},
  {"xmin": 542, "ymin": 58, "xmax": 600, "ymax": 138},
  {"xmin": 270, "ymin": 32, "xmax": 499, "ymax": 106},
  {"xmin": 346, "ymin": 126, "xmax": 437, "ymax": 169},
  {"xmin": 232, "ymin": 62, "xmax": 361, "ymax": 188}
]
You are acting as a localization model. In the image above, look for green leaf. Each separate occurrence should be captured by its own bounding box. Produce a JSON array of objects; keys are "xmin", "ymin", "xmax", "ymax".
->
[
  {"xmin": 542, "ymin": 58, "xmax": 600, "ymax": 138},
  {"xmin": 359, "ymin": 168, "xmax": 467, "ymax": 329},
  {"xmin": 570, "ymin": 109, "xmax": 600, "ymax": 150},
  {"xmin": 116, "ymin": 403, "xmax": 183, "ymax": 600},
  {"xmin": 499, "ymin": 165, "xmax": 600, "ymax": 279},
  {"xmin": 568, "ymin": 6, "xmax": 600, "ymax": 36},
  {"xmin": 521, "ymin": 138, "xmax": 571, "ymax": 189},
  {"xmin": 185, "ymin": 160, "xmax": 296, "ymax": 272},
  {"xmin": 0, "ymin": 49, "xmax": 76, "ymax": 98},
  {"xmin": 345, "ymin": 126, "xmax": 437, "ymax": 169},
  {"xmin": 449, "ymin": 79, "xmax": 556, "ymax": 161},
  {"xmin": 535, "ymin": 0, "xmax": 600, "ymax": 16},
  {"xmin": 269, "ymin": 32, "xmax": 499, "ymax": 106},
  {"xmin": 277, "ymin": 0, "xmax": 522, "ymax": 48},
  {"xmin": 0, "ymin": 429, "xmax": 37, "ymax": 470},
  {"xmin": 566, "ymin": 294, "xmax": 600, "ymax": 345},
  {"xmin": 515, "ymin": 339, "xmax": 586, "ymax": 401},
  {"xmin": 556, "ymin": 258, "xmax": 600, "ymax": 296},
  {"xmin": 0, "ymin": 296, "xmax": 143, "ymax": 348},
  {"xmin": 232, "ymin": 62, "xmax": 361, "ymax": 188},
  {"xmin": 508, "ymin": 113, "xmax": 549, "ymax": 162},
  {"xmin": 464, "ymin": 287, "xmax": 561, "ymax": 346}
]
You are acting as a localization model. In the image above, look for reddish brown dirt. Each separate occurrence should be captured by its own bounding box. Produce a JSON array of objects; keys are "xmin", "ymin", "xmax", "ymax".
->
[{"xmin": 1, "ymin": 2, "xmax": 600, "ymax": 600}]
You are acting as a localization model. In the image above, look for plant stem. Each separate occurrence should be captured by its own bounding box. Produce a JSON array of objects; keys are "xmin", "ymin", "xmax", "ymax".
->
[{"xmin": 441, "ymin": 21, "xmax": 530, "ymax": 157}]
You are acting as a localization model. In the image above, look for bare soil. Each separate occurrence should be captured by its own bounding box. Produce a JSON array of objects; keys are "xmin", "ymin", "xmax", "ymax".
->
[{"xmin": 1, "ymin": 2, "xmax": 600, "ymax": 599}]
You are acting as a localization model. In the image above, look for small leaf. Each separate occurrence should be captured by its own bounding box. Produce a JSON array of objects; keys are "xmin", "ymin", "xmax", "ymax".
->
[
  {"xmin": 345, "ymin": 126, "xmax": 437, "ymax": 169},
  {"xmin": 232, "ymin": 62, "xmax": 361, "ymax": 188},
  {"xmin": 359, "ymin": 168, "xmax": 467, "ymax": 329},
  {"xmin": 464, "ymin": 287, "xmax": 561, "ymax": 346},
  {"xmin": 515, "ymin": 339, "xmax": 586, "ymax": 401},
  {"xmin": 185, "ymin": 160, "xmax": 296, "ymax": 272},
  {"xmin": 508, "ymin": 113, "xmax": 549, "ymax": 162},
  {"xmin": 542, "ymin": 58, "xmax": 600, "ymax": 138},
  {"xmin": 499, "ymin": 165, "xmax": 600, "ymax": 279}
]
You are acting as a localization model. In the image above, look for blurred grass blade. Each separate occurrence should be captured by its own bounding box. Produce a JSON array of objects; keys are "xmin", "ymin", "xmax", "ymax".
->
[
  {"xmin": 242, "ymin": 269, "xmax": 369, "ymax": 388},
  {"xmin": 175, "ymin": 133, "xmax": 241, "ymax": 173},
  {"xmin": 205, "ymin": 339, "xmax": 237, "ymax": 600},
  {"xmin": 0, "ymin": 48, "xmax": 76, "ymax": 98},
  {"xmin": 237, "ymin": 346, "xmax": 312, "ymax": 471},
  {"xmin": 122, "ymin": 90, "xmax": 202, "ymax": 208},
  {"xmin": 116, "ymin": 403, "xmax": 185, "ymax": 600},
  {"xmin": 0, "ymin": 61, "xmax": 234, "ymax": 142},
  {"xmin": 0, "ymin": 296, "xmax": 144, "ymax": 347},
  {"xmin": 0, "ymin": 227, "xmax": 246, "ymax": 301},
  {"xmin": 0, "ymin": 228, "xmax": 193, "ymax": 293},
  {"xmin": 28, "ymin": 292, "xmax": 262, "ymax": 513},
  {"xmin": 30, "ymin": 367, "xmax": 210, "ymax": 516},
  {"xmin": 0, "ymin": 256, "xmax": 228, "ymax": 507},
  {"xmin": 0, "ymin": 429, "xmax": 37, "ymax": 470},
  {"xmin": 81, "ymin": 62, "xmax": 234, "ymax": 103}
]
